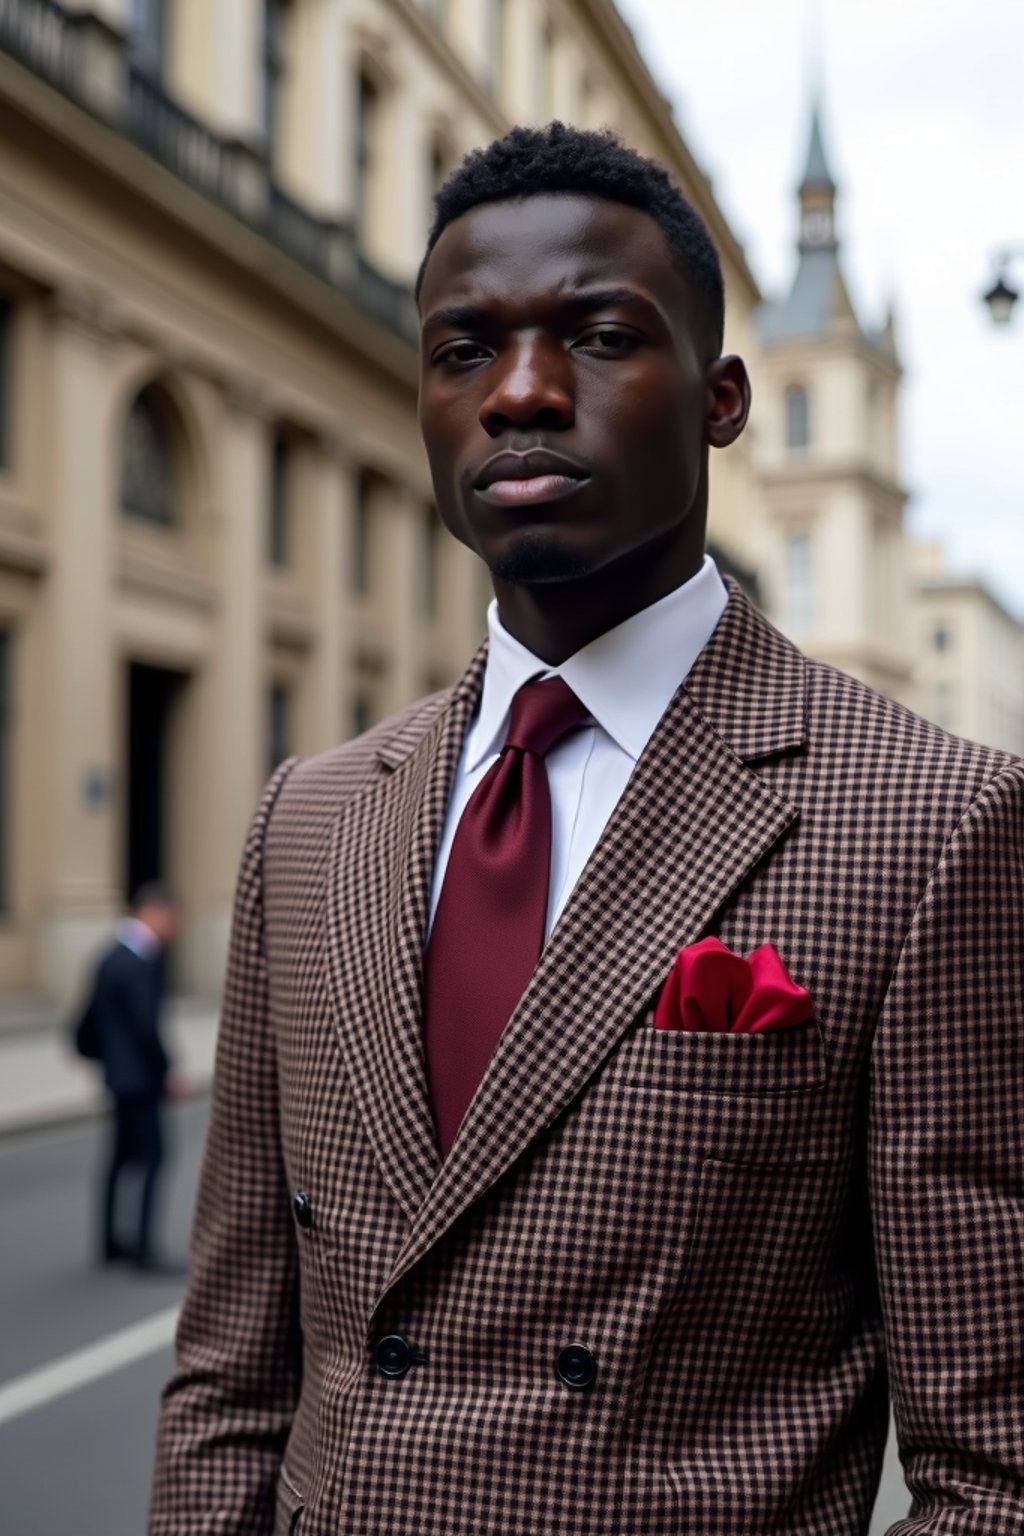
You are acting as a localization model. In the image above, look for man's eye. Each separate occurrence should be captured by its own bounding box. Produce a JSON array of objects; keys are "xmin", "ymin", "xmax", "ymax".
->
[
  {"xmin": 575, "ymin": 328, "xmax": 638, "ymax": 354},
  {"xmin": 435, "ymin": 341, "xmax": 491, "ymax": 366}
]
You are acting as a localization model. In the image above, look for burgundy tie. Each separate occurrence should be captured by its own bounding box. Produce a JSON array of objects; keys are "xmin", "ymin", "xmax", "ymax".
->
[{"xmin": 424, "ymin": 677, "xmax": 589, "ymax": 1156}]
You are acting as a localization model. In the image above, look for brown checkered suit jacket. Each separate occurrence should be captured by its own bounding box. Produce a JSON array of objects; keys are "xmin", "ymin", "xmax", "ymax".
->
[{"xmin": 150, "ymin": 582, "xmax": 1024, "ymax": 1535}]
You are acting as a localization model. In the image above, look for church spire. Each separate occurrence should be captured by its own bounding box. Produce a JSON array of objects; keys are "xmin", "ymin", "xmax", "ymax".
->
[{"xmin": 798, "ymin": 102, "xmax": 838, "ymax": 251}]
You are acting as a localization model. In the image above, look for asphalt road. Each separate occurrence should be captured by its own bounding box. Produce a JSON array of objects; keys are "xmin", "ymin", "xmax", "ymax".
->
[
  {"xmin": 0, "ymin": 1103, "xmax": 910, "ymax": 1535},
  {"xmin": 0, "ymin": 1102, "xmax": 204, "ymax": 1536}
]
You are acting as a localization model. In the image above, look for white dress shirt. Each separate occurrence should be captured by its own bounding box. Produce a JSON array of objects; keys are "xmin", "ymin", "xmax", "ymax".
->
[
  {"xmin": 116, "ymin": 917, "xmax": 161, "ymax": 961},
  {"xmin": 428, "ymin": 555, "xmax": 729, "ymax": 940}
]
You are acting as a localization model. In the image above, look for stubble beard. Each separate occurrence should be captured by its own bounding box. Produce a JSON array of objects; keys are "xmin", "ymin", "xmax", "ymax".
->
[{"xmin": 488, "ymin": 533, "xmax": 595, "ymax": 587}]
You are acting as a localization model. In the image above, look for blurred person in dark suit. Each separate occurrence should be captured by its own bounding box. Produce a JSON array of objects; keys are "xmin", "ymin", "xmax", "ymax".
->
[{"xmin": 83, "ymin": 882, "xmax": 185, "ymax": 1274}]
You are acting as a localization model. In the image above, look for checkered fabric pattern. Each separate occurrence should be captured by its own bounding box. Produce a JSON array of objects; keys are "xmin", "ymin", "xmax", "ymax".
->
[{"xmin": 149, "ymin": 582, "xmax": 1024, "ymax": 1536}]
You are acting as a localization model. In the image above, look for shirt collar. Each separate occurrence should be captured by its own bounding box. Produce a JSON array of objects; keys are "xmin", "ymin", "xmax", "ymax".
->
[
  {"xmin": 116, "ymin": 917, "xmax": 161, "ymax": 960},
  {"xmin": 466, "ymin": 554, "xmax": 729, "ymax": 771}
]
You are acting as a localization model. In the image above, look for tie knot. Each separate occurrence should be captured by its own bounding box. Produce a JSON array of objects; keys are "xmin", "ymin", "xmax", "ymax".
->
[{"xmin": 504, "ymin": 677, "xmax": 589, "ymax": 759}]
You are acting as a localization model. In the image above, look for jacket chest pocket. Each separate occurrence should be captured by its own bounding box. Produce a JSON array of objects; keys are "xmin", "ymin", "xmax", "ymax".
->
[
  {"xmin": 600, "ymin": 1016, "xmax": 836, "ymax": 1167},
  {"xmin": 619, "ymin": 1015, "xmax": 828, "ymax": 1096}
]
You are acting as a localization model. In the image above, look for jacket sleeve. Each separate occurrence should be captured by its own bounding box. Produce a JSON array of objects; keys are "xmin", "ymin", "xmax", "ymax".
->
[
  {"xmin": 149, "ymin": 757, "xmax": 300, "ymax": 1535},
  {"xmin": 869, "ymin": 761, "xmax": 1024, "ymax": 1535}
]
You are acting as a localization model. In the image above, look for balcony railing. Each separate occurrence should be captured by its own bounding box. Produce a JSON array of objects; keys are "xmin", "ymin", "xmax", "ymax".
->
[
  {"xmin": 0, "ymin": 0, "xmax": 79, "ymax": 95},
  {"xmin": 0, "ymin": 0, "xmax": 419, "ymax": 349},
  {"xmin": 128, "ymin": 67, "xmax": 236, "ymax": 210}
]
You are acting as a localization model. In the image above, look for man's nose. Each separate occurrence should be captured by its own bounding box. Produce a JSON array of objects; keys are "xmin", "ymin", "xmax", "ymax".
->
[{"xmin": 479, "ymin": 338, "xmax": 575, "ymax": 435}]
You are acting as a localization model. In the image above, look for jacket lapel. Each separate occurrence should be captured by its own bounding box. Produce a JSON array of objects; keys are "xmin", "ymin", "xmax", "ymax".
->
[
  {"xmin": 376, "ymin": 585, "xmax": 806, "ymax": 1299},
  {"xmin": 324, "ymin": 650, "xmax": 486, "ymax": 1222}
]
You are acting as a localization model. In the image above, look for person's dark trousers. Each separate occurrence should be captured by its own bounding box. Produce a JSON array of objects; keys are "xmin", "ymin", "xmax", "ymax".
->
[{"xmin": 102, "ymin": 1094, "xmax": 164, "ymax": 1263}]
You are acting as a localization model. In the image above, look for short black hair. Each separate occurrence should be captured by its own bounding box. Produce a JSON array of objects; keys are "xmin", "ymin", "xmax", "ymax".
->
[
  {"xmin": 417, "ymin": 121, "xmax": 725, "ymax": 353},
  {"xmin": 131, "ymin": 881, "xmax": 177, "ymax": 913}
]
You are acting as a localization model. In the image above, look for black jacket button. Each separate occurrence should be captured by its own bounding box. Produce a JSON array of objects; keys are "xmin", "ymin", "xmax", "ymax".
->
[
  {"xmin": 292, "ymin": 1190, "xmax": 313, "ymax": 1230},
  {"xmin": 374, "ymin": 1333, "xmax": 414, "ymax": 1378},
  {"xmin": 556, "ymin": 1343, "xmax": 596, "ymax": 1390}
]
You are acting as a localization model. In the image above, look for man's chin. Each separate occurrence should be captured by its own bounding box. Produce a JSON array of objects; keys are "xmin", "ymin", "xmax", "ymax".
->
[{"xmin": 488, "ymin": 535, "xmax": 596, "ymax": 587}]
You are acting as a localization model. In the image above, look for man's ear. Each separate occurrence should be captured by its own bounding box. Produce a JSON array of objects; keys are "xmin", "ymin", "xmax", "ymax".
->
[{"xmin": 705, "ymin": 355, "xmax": 752, "ymax": 448}]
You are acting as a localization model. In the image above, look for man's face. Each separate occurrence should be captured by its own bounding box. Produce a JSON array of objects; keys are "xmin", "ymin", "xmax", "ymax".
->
[
  {"xmin": 418, "ymin": 193, "xmax": 728, "ymax": 588},
  {"xmin": 140, "ymin": 904, "xmax": 179, "ymax": 948}
]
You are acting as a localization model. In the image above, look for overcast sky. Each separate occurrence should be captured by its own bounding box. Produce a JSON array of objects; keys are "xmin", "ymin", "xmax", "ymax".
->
[{"xmin": 616, "ymin": 0, "xmax": 1024, "ymax": 616}]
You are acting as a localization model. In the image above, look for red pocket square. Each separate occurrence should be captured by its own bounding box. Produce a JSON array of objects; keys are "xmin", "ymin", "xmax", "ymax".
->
[{"xmin": 652, "ymin": 937, "xmax": 815, "ymax": 1034}]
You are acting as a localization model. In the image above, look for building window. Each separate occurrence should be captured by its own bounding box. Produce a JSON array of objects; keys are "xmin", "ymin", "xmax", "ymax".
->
[
  {"xmin": 355, "ymin": 71, "xmax": 381, "ymax": 251},
  {"xmin": 121, "ymin": 386, "xmax": 178, "ymax": 527},
  {"xmin": 932, "ymin": 621, "xmax": 951, "ymax": 653},
  {"xmin": 430, "ymin": 138, "xmax": 449, "ymax": 195},
  {"xmin": 786, "ymin": 384, "xmax": 810, "ymax": 450},
  {"xmin": 268, "ymin": 681, "xmax": 292, "ymax": 775},
  {"xmin": 268, "ymin": 429, "xmax": 291, "ymax": 567},
  {"xmin": 352, "ymin": 468, "xmax": 377, "ymax": 597},
  {"xmin": 785, "ymin": 531, "xmax": 814, "ymax": 630},
  {"xmin": 352, "ymin": 689, "xmax": 374, "ymax": 737},
  {"xmin": 130, "ymin": 0, "xmax": 165, "ymax": 78},
  {"xmin": 0, "ymin": 297, "xmax": 12, "ymax": 472}
]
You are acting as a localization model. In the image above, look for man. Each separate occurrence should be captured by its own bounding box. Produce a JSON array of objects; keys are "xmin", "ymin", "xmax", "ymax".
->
[
  {"xmin": 86, "ymin": 882, "xmax": 183, "ymax": 1273},
  {"xmin": 150, "ymin": 125, "xmax": 1024, "ymax": 1534}
]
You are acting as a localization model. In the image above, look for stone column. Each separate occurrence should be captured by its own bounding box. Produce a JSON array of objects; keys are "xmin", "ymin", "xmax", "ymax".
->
[
  {"xmin": 503, "ymin": 0, "xmax": 540, "ymax": 123},
  {"xmin": 185, "ymin": 380, "xmax": 268, "ymax": 996},
  {"xmin": 38, "ymin": 287, "xmax": 122, "ymax": 1007},
  {"xmin": 298, "ymin": 436, "xmax": 351, "ymax": 756},
  {"xmin": 552, "ymin": 29, "xmax": 581, "ymax": 123},
  {"xmin": 171, "ymin": 0, "xmax": 262, "ymax": 138},
  {"xmin": 389, "ymin": 92, "xmax": 430, "ymax": 281},
  {"xmin": 381, "ymin": 483, "xmax": 422, "ymax": 716},
  {"xmin": 280, "ymin": 0, "xmax": 347, "ymax": 219}
]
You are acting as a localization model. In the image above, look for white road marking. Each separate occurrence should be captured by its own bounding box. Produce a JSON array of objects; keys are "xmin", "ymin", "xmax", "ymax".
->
[{"xmin": 0, "ymin": 1305, "xmax": 180, "ymax": 1426}]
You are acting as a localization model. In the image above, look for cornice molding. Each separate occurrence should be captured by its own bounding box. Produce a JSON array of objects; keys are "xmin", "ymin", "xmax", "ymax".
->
[{"xmin": 46, "ymin": 281, "xmax": 123, "ymax": 345}]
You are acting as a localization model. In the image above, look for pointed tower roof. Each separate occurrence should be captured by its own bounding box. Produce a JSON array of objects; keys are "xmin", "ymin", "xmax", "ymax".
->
[
  {"xmin": 758, "ymin": 97, "xmax": 892, "ymax": 351},
  {"xmin": 799, "ymin": 102, "xmax": 836, "ymax": 194}
]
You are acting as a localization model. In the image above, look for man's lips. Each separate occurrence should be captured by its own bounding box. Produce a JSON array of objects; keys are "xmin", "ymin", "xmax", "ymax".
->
[
  {"xmin": 477, "ymin": 474, "xmax": 589, "ymax": 507},
  {"xmin": 472, "ymin": 449, "xmax": 591, "ymax": 507}
]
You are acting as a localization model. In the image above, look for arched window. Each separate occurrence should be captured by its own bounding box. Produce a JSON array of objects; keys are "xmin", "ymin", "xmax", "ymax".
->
[
  {"xmin": 120, "ymin": 385, "xmax": 178, "ymax": 527},
  {"xmin": 785, "ymin": 383, "xmax": 810, "ymax": 450}
]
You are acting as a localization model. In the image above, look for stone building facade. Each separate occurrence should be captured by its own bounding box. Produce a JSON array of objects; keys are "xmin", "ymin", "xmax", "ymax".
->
[
  {"xmin": 0, "ymin": 0, "xmax": 760, "ymax": 1003},
  {"xmin": 912, "ymin": 543, "xmax": 1024, "ymax": 756}
]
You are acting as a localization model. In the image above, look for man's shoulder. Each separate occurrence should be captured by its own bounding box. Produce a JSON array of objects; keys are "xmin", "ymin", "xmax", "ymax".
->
[
  {"xmin": 706, "ymin": 586, "xmax": 1020, "ymax": 810},
  {"xmin": 799, "ymin": 645, "xmax": 1022, "ymax": 826},
  {"xmin": 267, "ymin": 687, "xmax": 455, "ymax": 831}
]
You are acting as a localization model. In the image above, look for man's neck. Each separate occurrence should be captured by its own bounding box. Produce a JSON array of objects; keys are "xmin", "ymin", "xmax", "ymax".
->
[{"xmin": 492, "ymin": 541, "xmax": 706, "ymax": 666}]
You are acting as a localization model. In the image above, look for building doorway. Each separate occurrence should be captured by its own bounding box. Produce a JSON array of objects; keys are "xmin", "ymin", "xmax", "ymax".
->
[{"xmin": 125, "ymin": 661, "xmax": 188, "ymax": 901}]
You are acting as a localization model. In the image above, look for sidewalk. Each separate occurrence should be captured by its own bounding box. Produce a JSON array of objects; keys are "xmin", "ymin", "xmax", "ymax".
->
[{"xmin": 0, "ymin": 995, "xmax": 218, "ymax": 1137}]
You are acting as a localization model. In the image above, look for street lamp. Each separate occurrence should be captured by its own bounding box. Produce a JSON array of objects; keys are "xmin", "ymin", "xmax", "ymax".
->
[{"xmin": 981, "ymin": 248, "xmax": 1024, "ymax": 326}]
